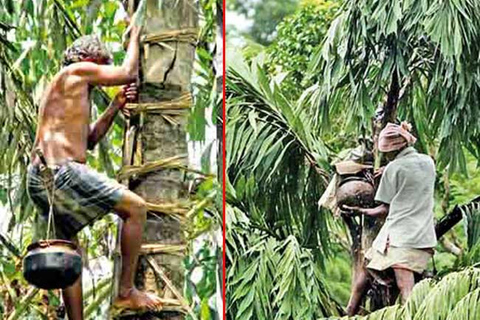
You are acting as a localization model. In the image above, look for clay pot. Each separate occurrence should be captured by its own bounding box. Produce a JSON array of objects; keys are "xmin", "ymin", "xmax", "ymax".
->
[
  {"xmin": 23, "ymin": 240, "xmax": 82, "ymax": 289},
  {"xmin": 336, "ymin": 179, "xmax": 375, "ymax": 208}
]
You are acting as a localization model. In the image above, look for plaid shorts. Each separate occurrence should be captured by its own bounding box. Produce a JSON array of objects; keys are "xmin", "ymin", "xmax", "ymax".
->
[{"xmin": 27, "ymin": 161, "xmax": 125, "ymax": 240}]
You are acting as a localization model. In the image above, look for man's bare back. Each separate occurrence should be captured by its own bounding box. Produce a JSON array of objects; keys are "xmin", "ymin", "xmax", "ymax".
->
[
  {"xmin": 33, "ymin": 69, "xmax": 93, "ymax": 165},
  {"xmin": 32, "ymin": 27, "xmax": 141, "ymax": 166}
]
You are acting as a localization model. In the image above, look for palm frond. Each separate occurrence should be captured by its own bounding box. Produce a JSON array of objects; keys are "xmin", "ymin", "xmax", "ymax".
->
[
  {"xmin": 402, "ymin": 278, "xmax": 435, "ymax": 320},
  {"xmin": 227, "ymin": 52, "xmax": 333, "ymax": 250},
  {"xmin": 322, "ymin": 268, "xmax": 480, "ymax": 320},
  {"xmin": 446, "ymin": 287, "xmax": 480, "ymax": 320},
  {"xmin": 306, "ymin": 0, "xmax": 480, "ymax": 173},
  {"xmin": 226, "ymin": 205, "xmax": 341, "ymax": 319},
  {"xmin": 461, "ymin": 201, "xmax": 480, "ymax": 250},
  {"xmin": 412, "ymin": 268, "xmax": 480, "ymax": 320}
]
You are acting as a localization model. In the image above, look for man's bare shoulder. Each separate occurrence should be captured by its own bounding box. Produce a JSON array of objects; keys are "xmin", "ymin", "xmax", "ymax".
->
[
  {"xmin": 64, "ymin": 62, "xmax": 100, "ymax": 77},
  {"xmin": 47, "ymin": 66, "xmax": 88, "ymax": 96}
]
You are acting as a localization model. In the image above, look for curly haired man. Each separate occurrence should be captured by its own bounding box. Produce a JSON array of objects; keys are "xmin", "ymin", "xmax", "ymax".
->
[{"xmin": 27, "ymin": 24, "xmax": 162, "ymax": 319}]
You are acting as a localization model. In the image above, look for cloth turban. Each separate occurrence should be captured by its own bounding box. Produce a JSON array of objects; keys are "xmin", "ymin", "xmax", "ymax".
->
[{"xmin": 378, "ymin": 122, "xmax": 417, "ymax": 152}]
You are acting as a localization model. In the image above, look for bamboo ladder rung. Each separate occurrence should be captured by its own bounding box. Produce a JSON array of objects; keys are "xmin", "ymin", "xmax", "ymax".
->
[
  {"xmin": 124, "ymin": 92, "xmax": 193, "ymax": 116},
  {"xmin": 140, "ymin": 243, "xmax": 186, "ymax": 255}
]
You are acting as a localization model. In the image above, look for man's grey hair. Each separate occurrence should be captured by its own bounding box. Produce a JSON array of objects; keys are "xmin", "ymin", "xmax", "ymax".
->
[{"xmin": 62, "ymin": 35, "xmax": 112, "ymax": 66}]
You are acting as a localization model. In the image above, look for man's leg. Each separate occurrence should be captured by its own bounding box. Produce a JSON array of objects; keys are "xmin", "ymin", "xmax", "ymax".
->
[
  {"xmin": 112, "ymin": 190, "xmax": 162, "ymax": 309},
  {"xmin": 62, "ymin": 238, "xmax": 83, "ymax": 320},
  {"xmin": 63, "ymin": 277, "xmax": 83, "ymax": 320},
  {"xmin": 393, "ymin": 268, "xmax": 415, "ymax": 303},
  {"xmin": 346, "ymin": 265, "xmax": 370, "ymax": 316}
]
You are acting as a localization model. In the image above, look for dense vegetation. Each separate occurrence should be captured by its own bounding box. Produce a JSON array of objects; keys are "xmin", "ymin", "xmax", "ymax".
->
[
  {"xmin": 0, "ymin": 0, "xmax": 221, "ymax": 319},
  {"xmin": 226, "ymin": 0, "xmax": 480, "ymax": 319}
]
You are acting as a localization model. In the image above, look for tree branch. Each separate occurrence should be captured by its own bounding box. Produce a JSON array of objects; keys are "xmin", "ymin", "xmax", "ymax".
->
[
  {"xmin": 435, "ymin": 196, "xmax": 480, "ymax": 239},
  {"xmin": 382, "ymin": 69, "xmax": 400, "ymax": 126}
]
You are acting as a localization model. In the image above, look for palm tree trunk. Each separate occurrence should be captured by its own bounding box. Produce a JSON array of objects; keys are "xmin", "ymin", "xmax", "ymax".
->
[{"xmin": 113, "ymin": 0, "xmax": 198, "ymax": 319}]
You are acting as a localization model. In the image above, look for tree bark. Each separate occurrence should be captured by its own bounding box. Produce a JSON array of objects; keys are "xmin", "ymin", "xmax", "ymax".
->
[{"xmin": 113, "ymin": 0, "xmax": 198, "ymax": 319}]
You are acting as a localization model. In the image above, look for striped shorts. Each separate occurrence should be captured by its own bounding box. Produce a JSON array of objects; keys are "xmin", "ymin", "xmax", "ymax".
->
[{"xmin": 27, "ymin": 161, "xmax": 125, "ymax": 240}]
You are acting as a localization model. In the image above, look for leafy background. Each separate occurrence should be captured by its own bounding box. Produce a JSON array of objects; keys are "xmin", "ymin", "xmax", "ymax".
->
[
  {"xmin": 226, "ymin": 0, "xmax": 480, "ymax": 319},
  {"xmin": 0, "ymin": 0, "xmax": 222, "ymax": 319}
]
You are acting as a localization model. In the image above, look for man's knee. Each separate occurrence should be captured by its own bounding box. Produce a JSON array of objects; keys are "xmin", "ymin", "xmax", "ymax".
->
[
  {"xmin": 394, "ymin": 269, "xmax": 414, "ymax": 292},
  {"xmin": 130, "ymin": 196, "xmax": 147, "ymax": 221},
  {"xmin": 115, "ymin": 192, "xmax": 147, "ymax": 222}
]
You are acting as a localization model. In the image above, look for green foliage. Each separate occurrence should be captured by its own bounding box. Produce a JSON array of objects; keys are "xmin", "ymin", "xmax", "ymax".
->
[
  {"xmin": 268, "ymin": 1, "xmax": 340, "ymax": 95},
  {"xmin": 446, "ymin": 287, "xmax": 480, "ymax": 320},
  {"xmin": 402, "ymin": 278, "xmax": 436, "ymax": 320},
  {"xmin": 189, "ymin": 0, "xmax": 222, "ymax": 143},
  {"xmin": 413, "ymin": 268, "xmax": 480, "ymax": 320},
  {"xmin": 228, "ymin": 0, "xmax": 299, "ymax": 45},
  {"xmin": 227, "ymin": 1, "xmax": 480, "ymax": 319},
  {"xmin": 0, "ymin": 0, "xmax": 220, "ymax": 318},
  {"xmin": 306, "ymin": 0, "xmax": 480, "ymax": 173},
  {"xmin": 324, "ymin": 268, "xmax": 480, "ymax": 320},
  {"xmin": 226, "ymin": 46, "xmax": 355, "ymax": 318},
  {"xmin": 185, "ymin": 238, "xmax": 220, "ymax": 319},
  {"xmin": 456, "ymin": 201, "xmax": 480, "ymax": 266},
  {"xmin": 226, "ymin": 205, "xmax": 341, "ymax": 319},
  {"xmin": 324, "ymin": 250, "xmax": 352, "ymax": 306},
  {"xmin": 227, "ymin": 51, "xmax": 332, "ymax": 249},
  {"xmin": 450, "ymin": 152, "xmax": 480, "ymax": 204}
]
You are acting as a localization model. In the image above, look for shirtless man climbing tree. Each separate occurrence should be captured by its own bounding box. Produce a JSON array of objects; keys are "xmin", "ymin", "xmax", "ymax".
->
[{"xmin": 26, "ymin": 22, "xmax": 162, "ymax": 319}]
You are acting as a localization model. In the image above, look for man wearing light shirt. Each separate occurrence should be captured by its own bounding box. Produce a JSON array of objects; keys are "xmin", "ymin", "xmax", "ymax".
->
[{"xmin": 343, "ymin": 122, "xmax": 437, "ymax": 315}]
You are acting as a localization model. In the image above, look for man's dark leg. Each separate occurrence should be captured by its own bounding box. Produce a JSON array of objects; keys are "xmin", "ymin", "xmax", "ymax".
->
[
  {"xmin": 63, "ymin": 277, "xmax": 83, "ymax": 320},
  {"xmin": 346, "ymin": 265, "xmax": 370, "ymax": 316},
  {"xmin": 113, "ymin": 190, "xmax": 162, "ymax": 309},
  {"xmin": 62, "ymin": 238, "xmax": 83, "ymax": 320},
  {"xmin": 393, "ymin": 268, "xmax": 415, "ymax": 303}
]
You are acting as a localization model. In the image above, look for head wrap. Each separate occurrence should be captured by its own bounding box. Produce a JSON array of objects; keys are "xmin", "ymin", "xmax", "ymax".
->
[{"xmin": 378, "ymin": 122, "xmax": 417, "ymax": 152}]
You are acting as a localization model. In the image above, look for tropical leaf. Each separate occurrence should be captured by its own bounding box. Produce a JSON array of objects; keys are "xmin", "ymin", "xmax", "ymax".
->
[
  {"xmin": 413, "ymin": 268, "xmax": 480, "ymax": 320},
  {"xmin": 226, "ymin": 204, "xmax": 341, "ymax": 319},
  {"xmin": 402, "ymin": 278, "xmax": 436, "ymax": 320},
  {"xmin": 446, "ymin": 287, "xmax": 480, "ymax": 320},
  {"xmin": 461, "ymin": 201, "xmax": 480, "ymax": 250},
  {"xmin": 321, "ymin": 268, "xmax": 480, "ymax": 320},
  {"xmin": 227, "ymin": 52, "xmax": 334, "ymax": 251},
  {"xmin": 306, "ymin": 0, "xmax": 480, "ymax": 173}
]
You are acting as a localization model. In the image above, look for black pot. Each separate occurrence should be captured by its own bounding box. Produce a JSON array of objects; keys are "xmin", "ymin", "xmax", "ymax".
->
[{"xmin": 23, "ymin": 240, "xmax": 82, "ymax": 289}]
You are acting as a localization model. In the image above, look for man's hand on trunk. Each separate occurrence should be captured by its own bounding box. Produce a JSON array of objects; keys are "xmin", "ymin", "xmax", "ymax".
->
[{"xmin": 115, "ymin": 82, "xmax": 138, "ymax": 118}]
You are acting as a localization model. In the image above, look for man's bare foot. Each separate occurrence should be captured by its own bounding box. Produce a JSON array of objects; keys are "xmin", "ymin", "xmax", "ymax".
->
[{"xmin": 113, "ymin": 288, "xmax": 163, "ymax": 311}]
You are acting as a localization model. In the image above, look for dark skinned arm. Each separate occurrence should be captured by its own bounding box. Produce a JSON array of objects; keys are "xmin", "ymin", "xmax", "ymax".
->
[
  {"xmin": 87, "ymin": 98, "xmax": 121, "ymax": 150},
  {"xmin": 87, "ymin": 84, "xmax": 136, "ymax": 150},
  {"xmin": 341, "ymin": 203, "xmax": 389, "ymax": 218},
  {"xmin": 71, "ymin": 25, "xmax": 142, "ymax": 86}
]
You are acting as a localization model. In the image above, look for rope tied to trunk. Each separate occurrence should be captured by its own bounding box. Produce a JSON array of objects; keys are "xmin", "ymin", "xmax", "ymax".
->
[
  {"xmin": 35, "ymin": 148, "xmax": 57, "ymax": 240},
  {"xmin": 141, "ymin": 28, "xmax": 199, "ymax": 59},
  {"xmin": 124, "ymin": 92, "xmax": 192, "ymax": 115},
  {"xmin": 142, "ymin": 28, "xmax": 199, "ymax": 45},
  {"xmin": 140, "ymin": 244, "xmax": 186, "ymax": 255},
  {"xmin": 117, "ymin": 154, "xmax": 212, "ymax": 181}
]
